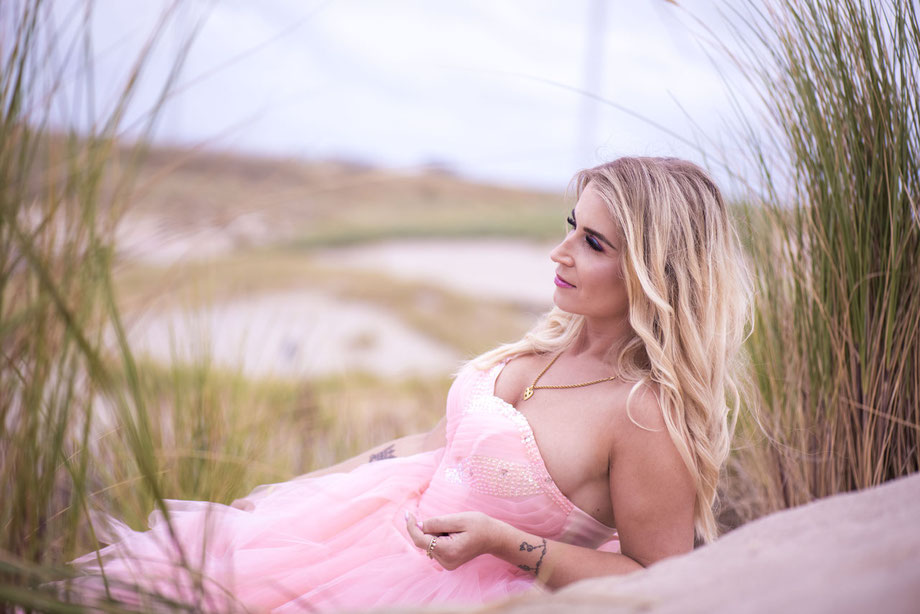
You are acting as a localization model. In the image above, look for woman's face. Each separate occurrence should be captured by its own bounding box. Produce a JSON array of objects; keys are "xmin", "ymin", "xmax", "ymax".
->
[{"xmin": 550, "ymin": 183, "xmax": 628, "ymax": 323}]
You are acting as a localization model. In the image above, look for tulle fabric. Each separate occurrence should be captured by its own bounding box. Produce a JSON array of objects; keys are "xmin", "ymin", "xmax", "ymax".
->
[{"xmin": 66, "ymin": 362, "xmax": 618, "ymax": 612}]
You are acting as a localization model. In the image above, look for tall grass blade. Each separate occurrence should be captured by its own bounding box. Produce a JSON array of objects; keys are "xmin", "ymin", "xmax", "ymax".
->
[{"xmin": 722, "ymin": 0, "xmax": 920, "ymax": 520}]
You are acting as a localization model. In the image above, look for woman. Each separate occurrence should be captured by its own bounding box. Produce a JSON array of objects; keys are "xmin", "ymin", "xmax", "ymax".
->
[{"xmin": 69, "ymin": 157, "xmax": 752, "ymax": 612}]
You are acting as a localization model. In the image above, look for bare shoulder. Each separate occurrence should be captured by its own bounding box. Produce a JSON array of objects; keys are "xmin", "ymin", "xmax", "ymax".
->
[
  {"xmin": 610, "ymin": 379, "xmax": 687, "ymax": 480},
  {"xmin": 611, "ymin": 379, "xmax": 668, "ymax": 434},
  {"xmin": 608, "ymin": 379, "xmax": 696, "ymax": 565}
]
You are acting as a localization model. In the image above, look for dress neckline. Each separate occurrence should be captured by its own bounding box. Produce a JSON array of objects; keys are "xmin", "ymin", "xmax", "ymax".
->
[{"xmin": 482, "ymin": 361, "xmax": 617, "ymax": 533}]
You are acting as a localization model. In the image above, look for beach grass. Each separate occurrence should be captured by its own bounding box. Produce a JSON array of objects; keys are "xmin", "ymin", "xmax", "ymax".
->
[
  {"xmin": 720, "ymin": 0, "xmax": 920, "ymax": 522},
  {"xmin": 84, "ymin": 358, "xmax": 449, "ymax": 531},
  {"xmin": 0, "ymin": 2, "xmax": 210, "ymax": 609}
]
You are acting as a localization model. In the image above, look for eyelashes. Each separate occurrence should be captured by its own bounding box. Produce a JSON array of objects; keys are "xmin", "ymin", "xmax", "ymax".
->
[{"xmin": 566, "ymin": 215, "xmax": 603, "ymax": 252}]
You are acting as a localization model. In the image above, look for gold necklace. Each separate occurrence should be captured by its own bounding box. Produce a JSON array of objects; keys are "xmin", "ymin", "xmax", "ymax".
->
[{"xmin": 522, "ymin": 352, "xmax": 618, "ymax": 401}]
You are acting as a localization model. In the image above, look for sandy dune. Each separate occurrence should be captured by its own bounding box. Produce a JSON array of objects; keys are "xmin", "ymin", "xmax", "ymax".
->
[
  {"xmin": 118, "ymin": 234, "xmax": 557, "ymax": 377},
  {"xmin": 123, "ymin": 290, "xmax": 462, "ymax": 378}
]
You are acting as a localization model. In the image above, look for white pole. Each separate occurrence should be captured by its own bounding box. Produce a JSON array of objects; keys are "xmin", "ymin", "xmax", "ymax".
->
[{"xmin": 577, "ymin": 0, "xmax": 607, "ymax": 169}]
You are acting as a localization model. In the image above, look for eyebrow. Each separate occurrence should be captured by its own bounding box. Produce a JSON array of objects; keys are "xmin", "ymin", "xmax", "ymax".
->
[{"xmin": 571, "ymin": 208, "xmax": 616, "ymax": 249}]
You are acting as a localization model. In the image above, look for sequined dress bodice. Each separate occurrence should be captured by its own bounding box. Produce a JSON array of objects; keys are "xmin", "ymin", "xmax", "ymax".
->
[{"xmin": 418, "ymin": 362, "xmax": 617, "ymax": 549}]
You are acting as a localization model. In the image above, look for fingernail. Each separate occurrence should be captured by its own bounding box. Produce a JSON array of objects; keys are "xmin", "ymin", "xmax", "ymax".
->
[
  {"xmin": 416, "ymin": 520, "xmax": 423, "ymax": 531},
  {"xmin": 404, "ymin": 511, "xmax": 409, "ymax": 522}
]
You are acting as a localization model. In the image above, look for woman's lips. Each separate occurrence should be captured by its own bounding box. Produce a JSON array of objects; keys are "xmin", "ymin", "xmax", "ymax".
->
[{"xmin": 554, "ymin": 274, "xmax": 575, "ymax": 288}]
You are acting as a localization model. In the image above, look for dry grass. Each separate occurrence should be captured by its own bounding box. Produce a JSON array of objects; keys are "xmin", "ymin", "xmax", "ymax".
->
[
  {"xmin": 720, "ymin": 0, "xmax": 920, "ymax": 523},
  {"xmin": 90, "ymin": 358, "xmax": 449, "ymax": 533}
]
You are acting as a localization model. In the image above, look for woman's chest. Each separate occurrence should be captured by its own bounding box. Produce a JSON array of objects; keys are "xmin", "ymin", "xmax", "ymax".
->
[{"xmin": 490, "ymin": 362, "xmax": 620, "ymax": 510}]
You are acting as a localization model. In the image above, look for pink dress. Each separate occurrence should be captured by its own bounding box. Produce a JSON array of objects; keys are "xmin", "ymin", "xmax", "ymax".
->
[{"xmin": 70, "ymin": 361, "xmax": 619, "ymax": 612}]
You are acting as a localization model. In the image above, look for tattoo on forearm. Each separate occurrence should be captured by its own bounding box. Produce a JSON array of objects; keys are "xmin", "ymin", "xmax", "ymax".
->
[
  {"xmin": 517, "ymin": 538, "xmax": 547, "ymax": 576},
  {"xmin": 369, "ymin": 444, "xmax": 396, "ymax": 462}
]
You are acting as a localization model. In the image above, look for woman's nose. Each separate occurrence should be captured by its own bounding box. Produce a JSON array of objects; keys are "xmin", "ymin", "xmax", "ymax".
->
[{"xmin": 550, "ymin": 235, "xmax": 574, "ymax": 266}]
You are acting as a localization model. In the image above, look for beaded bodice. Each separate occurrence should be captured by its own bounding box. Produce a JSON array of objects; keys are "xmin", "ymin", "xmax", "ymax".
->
[{"xmin": 417, "ymin": 361, "xmax": 618, "ymax": 550}]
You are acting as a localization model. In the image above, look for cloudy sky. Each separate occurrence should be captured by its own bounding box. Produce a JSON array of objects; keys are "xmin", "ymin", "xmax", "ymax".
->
[{"xmin": 46, "ymin": 0, "xmax": 761, "ymax": 192}]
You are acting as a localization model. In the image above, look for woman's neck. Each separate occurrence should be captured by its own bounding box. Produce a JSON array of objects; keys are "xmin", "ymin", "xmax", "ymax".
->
[{"xmin": 569, "ymin": 316, "xmax": 633, "ymax": 365}]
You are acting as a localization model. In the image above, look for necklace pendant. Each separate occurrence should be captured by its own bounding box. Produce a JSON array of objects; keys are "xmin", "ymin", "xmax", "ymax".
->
[{"xmin": 522, "ymin": 386, "xmax": 534, "ymax": 401}]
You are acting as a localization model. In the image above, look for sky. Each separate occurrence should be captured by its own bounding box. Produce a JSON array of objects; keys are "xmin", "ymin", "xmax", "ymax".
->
[{"xmin": 42, "ymin": 0, "xmax": 762, "ymax": 193}]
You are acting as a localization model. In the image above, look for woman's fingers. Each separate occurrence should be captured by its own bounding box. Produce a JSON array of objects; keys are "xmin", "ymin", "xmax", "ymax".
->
[
  {"xmin": 418, "ymin": 513, "xmax": 469, "ymax": 535},
  {"xmin": 405, "ymin": 512, "xmax": 430, "ymax": 549},
  {"xmin": 406, "ymin": 511, "xmax": 485, "ymax": 570}
]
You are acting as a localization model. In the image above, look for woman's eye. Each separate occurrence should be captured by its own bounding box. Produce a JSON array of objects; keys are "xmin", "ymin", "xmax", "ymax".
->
[{"xmin": 567, "ymin": 215, "xmax": 602, "ymax": 251}]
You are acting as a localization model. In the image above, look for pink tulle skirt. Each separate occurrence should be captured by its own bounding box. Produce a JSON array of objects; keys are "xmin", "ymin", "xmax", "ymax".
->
[{"xmin": 68, "ymin": 450, "xmax": 535, "ymax": 612}]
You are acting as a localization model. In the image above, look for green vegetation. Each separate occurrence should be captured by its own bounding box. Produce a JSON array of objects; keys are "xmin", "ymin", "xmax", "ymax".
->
[
  {"xmin": 723, "ymin": 0, "xmax": 920, "ymax": 522},
  {"xmin": 87, "ymin": 359, "xmax": 449, "ymax": 532},
  {"xmin": 0, "ymin": 3, "xmax": 212, "ymax": 610}
]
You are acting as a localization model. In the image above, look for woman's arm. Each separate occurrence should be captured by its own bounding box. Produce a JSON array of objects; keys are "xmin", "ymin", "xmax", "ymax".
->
[
  {"xmin": 488, "ymin": 522, "xmax": 641, "ymax": 585},
  {"xmin": 407, "ymin": 511, "xmax": 641, "ymax": 588},
  {"xmin": 295, "ymin": 417, "xmax": 446, "ymax": 480},
  {"xmin": 406, "ymin": 389, "xmax": 696, "ymax": 587}
]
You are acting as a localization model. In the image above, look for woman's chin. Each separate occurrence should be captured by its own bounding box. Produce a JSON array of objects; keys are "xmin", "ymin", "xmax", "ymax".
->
[
  {"xmin": 551, "ymin": 291, "xmax": 563, "ymax": 309},
  {"xmin": 551, "ymin": 292, "xmax": 577, "ymax": 313}
]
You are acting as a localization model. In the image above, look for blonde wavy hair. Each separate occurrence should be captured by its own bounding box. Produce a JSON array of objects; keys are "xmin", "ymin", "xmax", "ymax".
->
[{"xmin": 475, "ymin": 157, "xmax": 753, "ymax": 543}]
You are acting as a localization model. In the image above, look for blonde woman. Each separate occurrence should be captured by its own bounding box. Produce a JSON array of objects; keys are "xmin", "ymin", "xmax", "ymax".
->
[{"xmin": 70, "ymin": 157, "xmax": 752, "ymax": 612}]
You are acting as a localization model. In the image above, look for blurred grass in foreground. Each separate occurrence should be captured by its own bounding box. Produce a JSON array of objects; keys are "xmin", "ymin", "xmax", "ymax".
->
[{"xmin": 0, "ymin": 2, "xmax": 218, "ymax": 610}]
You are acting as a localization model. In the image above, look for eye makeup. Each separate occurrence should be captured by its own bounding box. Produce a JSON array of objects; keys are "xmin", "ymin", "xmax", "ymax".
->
[{"xmin": 567, "ymin": 209, "xmax": 615, "ymax": 251}]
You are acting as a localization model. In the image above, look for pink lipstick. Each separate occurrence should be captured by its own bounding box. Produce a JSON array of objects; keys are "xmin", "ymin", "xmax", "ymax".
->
[{"xmin": 554, "ymin": 274, "xmax": 575, "ymax": 288}]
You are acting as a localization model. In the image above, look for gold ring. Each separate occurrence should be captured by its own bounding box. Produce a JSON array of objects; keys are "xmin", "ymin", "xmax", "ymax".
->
[{"xmin": 426, "ymin": 536, "xmax": 438, "ymax": 559}]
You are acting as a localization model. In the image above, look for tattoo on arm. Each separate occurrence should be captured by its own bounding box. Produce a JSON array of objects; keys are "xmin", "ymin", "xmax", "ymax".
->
[
  {"xmin": 517, "ymin": 538, "xmax": 547, "ymax": 576},
  {"xmin": 369, "ymin": 444, "xmax": 396, "ymax": 463}
]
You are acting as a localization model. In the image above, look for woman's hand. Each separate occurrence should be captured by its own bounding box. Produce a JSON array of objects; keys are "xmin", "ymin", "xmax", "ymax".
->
[{"xmin": 405, "ymin": 511, "xmax": 503, "ymax": 570}]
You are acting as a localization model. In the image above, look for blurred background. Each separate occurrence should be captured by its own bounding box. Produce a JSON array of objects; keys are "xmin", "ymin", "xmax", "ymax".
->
[{"xmin": 43, "ymin": 0, "xmax": 757, "ymax": 382}]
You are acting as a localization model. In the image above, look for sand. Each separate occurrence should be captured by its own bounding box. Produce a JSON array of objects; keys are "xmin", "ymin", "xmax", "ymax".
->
[
  {"xmin": 117, "ymin": 230, "xmax": 558, "ymax": 377},
  {"xmin": 123, "ymin": 290, "xmax": 462, "ymax": 378}
]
